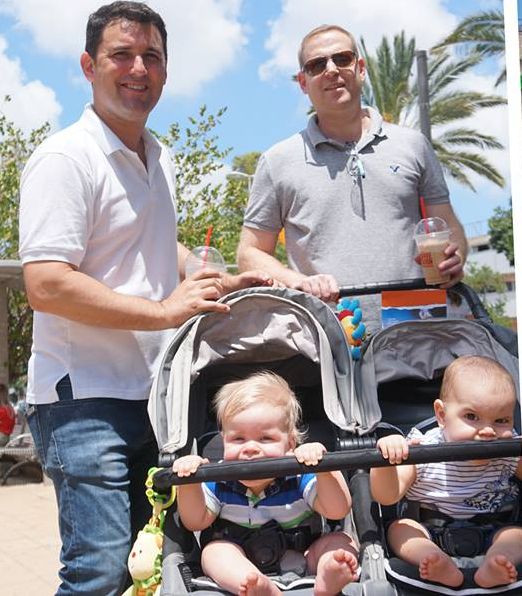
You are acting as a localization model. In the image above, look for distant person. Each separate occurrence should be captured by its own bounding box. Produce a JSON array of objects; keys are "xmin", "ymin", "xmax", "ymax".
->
[
  {"xmin": 371, "ymin": 356, "xmax": 522, "ymax": 589},
  {"xmin": 237, "ymin": 24, "xmax": 467, "ymax": 334},
  {"xmin": 0, "ymin": 383, "xmax": 15, "ymax": 446},
  {"xmin": 18, "ymin": 2, "xmax": 270, "ymax": 594},
  {"xmin": 173, "ymin": 371, "xmax": 358, "ymax": 596}
]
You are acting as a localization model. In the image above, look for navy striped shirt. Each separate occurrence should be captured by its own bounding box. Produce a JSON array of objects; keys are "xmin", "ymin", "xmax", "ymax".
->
[
  {"xmin": 203, "ymin": 474, "xmax": 317, "ymax": 529},
  {"xmin": 405, "ymin": 427, "xmax": 519, "ymax": 519}
]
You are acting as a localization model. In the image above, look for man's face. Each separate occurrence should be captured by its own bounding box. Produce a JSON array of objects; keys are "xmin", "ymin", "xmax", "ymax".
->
[
  {"xmin": 81, "ymin": 19, "xmax": 167, "ymax": 127},
  {"xmin": 297, "ymin": 30, "xmax": 365, "ymax": 115}
]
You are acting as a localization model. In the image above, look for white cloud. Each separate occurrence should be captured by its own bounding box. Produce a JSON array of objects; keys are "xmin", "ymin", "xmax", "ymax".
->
[
  {"xmin": 0, "ymin": 36, "xmax": 61, "ymax": 131},
  {"xmin": 0, "ymin": 0, "xmax": 97, "ymax": 57},
  {"xmin": 157, "ymin": 0, "xmax": 247, "ymax": 97},
  {"xmin": 259, "ymin": 0, "xmax": 457, "ymax": 80},
  {"xmin": 0, "ymin": 0, "xmax": 248, "ymax": 98}
]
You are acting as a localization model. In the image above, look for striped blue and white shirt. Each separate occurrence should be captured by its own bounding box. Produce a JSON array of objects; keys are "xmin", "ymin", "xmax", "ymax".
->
[
  {"xmin": 202, "ymin": 474, "xmax": 318, "ymax": 529},
  {"xmin": 405, "ymin": 427, "xmax": 519, "ymax": 519}
]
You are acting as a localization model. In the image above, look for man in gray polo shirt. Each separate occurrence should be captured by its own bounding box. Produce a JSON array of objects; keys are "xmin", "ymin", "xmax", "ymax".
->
[{"xmin": 237, "ymin": 24, "xmax": 467, "ymax": 333}]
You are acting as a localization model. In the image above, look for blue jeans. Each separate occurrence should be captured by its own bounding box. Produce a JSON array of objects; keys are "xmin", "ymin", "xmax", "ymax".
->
[{"xmin": 27, "ymin": 376, "xmax": 158, "ymax": 595}]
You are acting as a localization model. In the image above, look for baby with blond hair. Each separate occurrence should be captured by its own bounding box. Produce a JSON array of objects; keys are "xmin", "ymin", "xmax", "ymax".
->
[{"xmin": 174, "ymin": 371, "xmax": 358, "ymax": 596}]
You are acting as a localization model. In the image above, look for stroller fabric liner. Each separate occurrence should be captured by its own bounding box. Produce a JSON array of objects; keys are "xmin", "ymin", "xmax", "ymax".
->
[
  {"xmin": 148, "ymin": 288, "xmax": 371, "ymax": 595},
  {"xmin": 359, "ymin": 317, "xmax": 521, "ymax": 595}
]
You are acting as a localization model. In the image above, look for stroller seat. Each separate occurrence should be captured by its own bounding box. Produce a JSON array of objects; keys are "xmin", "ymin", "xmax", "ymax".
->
[
  {"xmin": 148, "ymin": 288, "xmax": 384, "ymax": 595},
  {"xmin": 356, "ymin": 306, "xmax": 521, "ymax": 595}
]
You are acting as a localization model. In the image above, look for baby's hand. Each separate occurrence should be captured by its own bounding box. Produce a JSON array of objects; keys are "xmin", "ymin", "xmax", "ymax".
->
[
  {"xmin": 172, "ymin": 455, "xmax": 209, "ymax": 477},
  {"xmin": 377, "ymin": 435, "xmax": 409, "ymax": 465},
  {"xmin": 294, "ymin": 442, "xmax": 326, "ymax": 466}
]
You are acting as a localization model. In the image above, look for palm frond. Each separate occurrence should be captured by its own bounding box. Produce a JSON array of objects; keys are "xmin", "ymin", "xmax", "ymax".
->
[
  {"xmin": 435, "ymin": 128, "xmax": 503, "ymax": 150},
  {"xmin": 432, "ymin": 10, "xmax": 505, "ymax": 57},
  {"xmin": 433, "ymin": 142, "xmax": 504, "ymax": 189}
]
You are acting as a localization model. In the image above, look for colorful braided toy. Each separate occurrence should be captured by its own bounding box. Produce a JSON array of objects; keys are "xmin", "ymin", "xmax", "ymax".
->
[{"xmin": 336, "ymin": 298, "xmax": 366, "ymax": 360}]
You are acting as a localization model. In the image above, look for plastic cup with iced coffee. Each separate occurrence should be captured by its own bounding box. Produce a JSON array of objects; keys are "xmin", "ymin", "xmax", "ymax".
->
[
  {"xmin": 184, "ymin": 246, "xmax": 227, "ymax": 278},
  {"xmin": 414, "ymin": 217, "xmax": 451, "ymax": 285}
]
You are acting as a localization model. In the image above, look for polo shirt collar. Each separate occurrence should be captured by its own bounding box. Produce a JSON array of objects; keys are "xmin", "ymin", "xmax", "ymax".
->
[
  {"xmin": 80, "ymin": 104, "xmax": 162, "ymax": 163},
  {"xmin": 306, "ymin": 105, "xmax": 385, "ymax": 151}
]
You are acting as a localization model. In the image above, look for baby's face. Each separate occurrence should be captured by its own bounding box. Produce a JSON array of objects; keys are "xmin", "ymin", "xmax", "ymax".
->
[
  {"xmin": 436, "ymin": 375, "xmax": 515, "ymax": 445},
  {"xmin": 222, "ymin": 402, "xmax": 294, "ymax": 493}
]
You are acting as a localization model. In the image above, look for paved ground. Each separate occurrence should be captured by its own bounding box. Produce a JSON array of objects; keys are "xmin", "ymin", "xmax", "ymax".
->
[{"xmin": 0, "ymin": 480, "xmax": 60, "ymax": 595}]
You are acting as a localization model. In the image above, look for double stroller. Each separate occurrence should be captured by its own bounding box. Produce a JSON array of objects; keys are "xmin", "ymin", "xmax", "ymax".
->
[{"xmin": 148, "ymin": 283, "xmax": 521, "ymax": 595}]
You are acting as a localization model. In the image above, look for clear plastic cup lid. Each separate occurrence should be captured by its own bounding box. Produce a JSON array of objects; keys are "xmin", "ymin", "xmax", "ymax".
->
[
  {"xmin": 414, "ymin": 217, "xmax": 449, "ymax": 236},
  {"xmin": 185, "ymin": 246, "xmax": 226, "ymax": 273}
]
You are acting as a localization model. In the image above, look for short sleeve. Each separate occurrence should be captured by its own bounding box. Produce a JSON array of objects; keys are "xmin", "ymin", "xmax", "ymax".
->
[
  {"xmin": 299, "ymin": 473, "xmax": 318, "ymax": 509},
  {"xmin": 418, "ymin": 135, "xmax": 449, "ymax": 205},
  {"xmin": 242, "ymin": 153, "xmax": 283, "ymax": 233},
  {"xmin": 202, "ymin": 482, "xmax": 223, "ymax": 515},
  {"xmin": 19, "ymin": 151, "xmax": 94, "ymax": 266}
]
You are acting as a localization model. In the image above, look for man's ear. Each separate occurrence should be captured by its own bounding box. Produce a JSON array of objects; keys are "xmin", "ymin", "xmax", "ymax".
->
[
  {"xmin": 80, "ymin": 52, "xmax": 95, "ymax": 82},
  {"xmin": 356, "ymin": 56, "xmax": 366, "ymax": 81},
  {"xmin": 434, "ymin": 399, "xmax": 446, "ymax": 428},
  {"xmin": 296, "ymin": 71, "xmax": 308, "ymax": 94}
]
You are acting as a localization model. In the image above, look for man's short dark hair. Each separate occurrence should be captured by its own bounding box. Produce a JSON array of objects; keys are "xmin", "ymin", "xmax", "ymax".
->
[{"xmin": 85, "ymin": 1, "xmax": 167, "ymax": 60}]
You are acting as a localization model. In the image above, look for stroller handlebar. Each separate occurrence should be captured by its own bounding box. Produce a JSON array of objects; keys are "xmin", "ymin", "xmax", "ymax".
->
[{"xmin": 153, "ymin": 438, "xmax": 521, "ymax": 491}]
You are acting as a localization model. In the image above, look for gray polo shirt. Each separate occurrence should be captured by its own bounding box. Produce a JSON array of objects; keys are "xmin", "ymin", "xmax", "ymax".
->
[{"xmin": 243, "ymin": 107, "xmax": 450, "ymax": 333}]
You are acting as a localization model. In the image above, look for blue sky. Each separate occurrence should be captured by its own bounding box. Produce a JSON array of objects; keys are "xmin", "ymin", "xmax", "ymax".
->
[{"xmin": 0, "ymin": 0, "xmax": 520, "ymax": 235}]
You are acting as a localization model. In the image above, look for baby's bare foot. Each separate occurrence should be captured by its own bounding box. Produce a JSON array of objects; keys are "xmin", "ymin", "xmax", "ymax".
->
[
  {"xmin": 419, "ymin": 552, "xmax": 463, "ymax": 587},
  {"xmin": 474, "ymin": 554, "xmax": 518, "ymax": 588},
  {"xmin": 314, "ymin": 548, "xmax": 359, "ymax": 596},
  {"xmin": 238, "ymin": 571, "xmax": 281, "ymax": 596}
]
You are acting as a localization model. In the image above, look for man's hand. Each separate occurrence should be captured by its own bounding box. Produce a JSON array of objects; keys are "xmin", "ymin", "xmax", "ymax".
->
[
  {"xmin": 293, "ymin": 274, "xmax": 339, "ymax": 303},
  {"xmin": 438, "ymin": 242, "xmax": 464, "ymax": 287},
  {"xmin": 415, "ymin": 241, "xmax": 464, "ymax": 288},
  {"xmin": 160, "ymin": 270, "xmax": 231, "ymax": 327},
  {"xmin": 220, "ymin": 270, "xmax": 273, "ymax": 294},
  {"xmin": 173, "ymin": 454, "xmax": 209, "ymax": 477}
]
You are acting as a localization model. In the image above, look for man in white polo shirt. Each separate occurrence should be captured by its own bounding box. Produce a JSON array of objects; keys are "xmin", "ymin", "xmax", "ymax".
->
[
  {"xmin": 18, "ymin": 3, "xmax": 269, "ymax": 594},
  {"xmin": 237, "ymin": 24, "xmax": 467, "ymax": 334}
]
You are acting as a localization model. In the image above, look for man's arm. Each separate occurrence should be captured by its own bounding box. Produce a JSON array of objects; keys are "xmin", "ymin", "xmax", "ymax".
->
[
  {"xmin": 237, "ymin": 226, "xmax": 338, "ymax": 301},
  {"xmin": 424, "ymin": 203, "xmax": 468, "ymax": 287},
  {"xmin": 23, "ymin": 260, "xmax": 231, "ymax": 331}
]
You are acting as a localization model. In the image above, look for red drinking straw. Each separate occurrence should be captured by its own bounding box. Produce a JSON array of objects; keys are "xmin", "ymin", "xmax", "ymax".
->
[
  {"xmin": 202, "ymin": 225, "xmax": 213, "ymax": 267},
  {"xmin": 419, "ymin": 196, "xmax": 430, "ymax": 233}
]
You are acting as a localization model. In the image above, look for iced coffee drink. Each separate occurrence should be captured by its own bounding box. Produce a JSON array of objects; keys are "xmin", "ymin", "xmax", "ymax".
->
[{"xmin": 414, "ymin": 217, "xmax": 450, "ymax": 285}]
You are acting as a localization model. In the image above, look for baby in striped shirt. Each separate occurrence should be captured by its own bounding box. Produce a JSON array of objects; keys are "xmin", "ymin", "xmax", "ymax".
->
[
  {"xmin": 173, "ymin": 371, "xmax": 358, "ymax": 596},
  {"xmin": 370, "ymin": 355, "xmax": 522, "ymax": 589}
]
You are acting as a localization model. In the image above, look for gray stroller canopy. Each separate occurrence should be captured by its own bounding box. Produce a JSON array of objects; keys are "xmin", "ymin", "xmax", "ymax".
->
[
  {"xmin": 358, "ymin": 318, "xmax": 520, "ymax": 412},
  {"xmin": 148, "ymin": 288, "xmax": 378, "ymax": 454}
]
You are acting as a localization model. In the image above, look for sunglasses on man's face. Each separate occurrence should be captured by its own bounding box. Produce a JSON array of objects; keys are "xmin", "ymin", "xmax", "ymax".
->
[{"xmin": 302, "ymin": 50, "xmax": 357, "ymax": 77}]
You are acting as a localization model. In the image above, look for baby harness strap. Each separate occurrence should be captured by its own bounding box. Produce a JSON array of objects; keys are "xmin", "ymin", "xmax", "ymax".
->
[
  {"xmin": 404, "ymin": 500, "xmax": 519, "ymax": 558},
  {"xmin": 200, "ymin": 515, "xmax": 323, "ymax": 574}
]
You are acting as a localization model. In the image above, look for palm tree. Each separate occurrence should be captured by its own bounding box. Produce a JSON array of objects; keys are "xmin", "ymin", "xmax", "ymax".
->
[
  {"xmin": 360, "ymin": 32, "xmax": 415, "ymax": 124},
  {"xmin": 432, "ymin": 9, "xmax": 505, "ymax": 86},
  {"xmin": 361, "ymin": 32, "xmax": 506, "ymax": 191}
]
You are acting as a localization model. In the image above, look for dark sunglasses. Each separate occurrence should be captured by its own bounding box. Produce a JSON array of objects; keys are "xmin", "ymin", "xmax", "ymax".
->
[{"xmin": 302, "ymin": 50, "xmax": 357, "ymax": 76}]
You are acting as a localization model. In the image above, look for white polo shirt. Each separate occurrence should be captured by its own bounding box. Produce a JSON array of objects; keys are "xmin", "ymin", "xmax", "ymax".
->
[{"xmin": 19, "ymin": 105, "xmax": 179, "ymax": 404}]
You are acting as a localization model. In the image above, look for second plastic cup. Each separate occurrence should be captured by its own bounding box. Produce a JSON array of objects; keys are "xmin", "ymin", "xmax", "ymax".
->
[
  {"xmin": 413, "ymin": 217, "xmax": 450, "ymax": 285},
  {"xmin": 184, "ymin": 246, "xmax": 227, "ymax": 278}
]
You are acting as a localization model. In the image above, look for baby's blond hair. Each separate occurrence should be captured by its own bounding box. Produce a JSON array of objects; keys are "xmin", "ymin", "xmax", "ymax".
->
[
  {"xmin": 440, "ymin": 355, "xmax": 516, "ymax": 403},
  {"xmin": 213, "ymin": 371, "xmax": 305, "ymax": 444}
]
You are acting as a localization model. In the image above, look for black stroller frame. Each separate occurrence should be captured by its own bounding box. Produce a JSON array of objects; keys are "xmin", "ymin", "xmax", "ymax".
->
[{"xmin": 150, "ymin": 282, "xmax": 521, "ymax": 595}]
